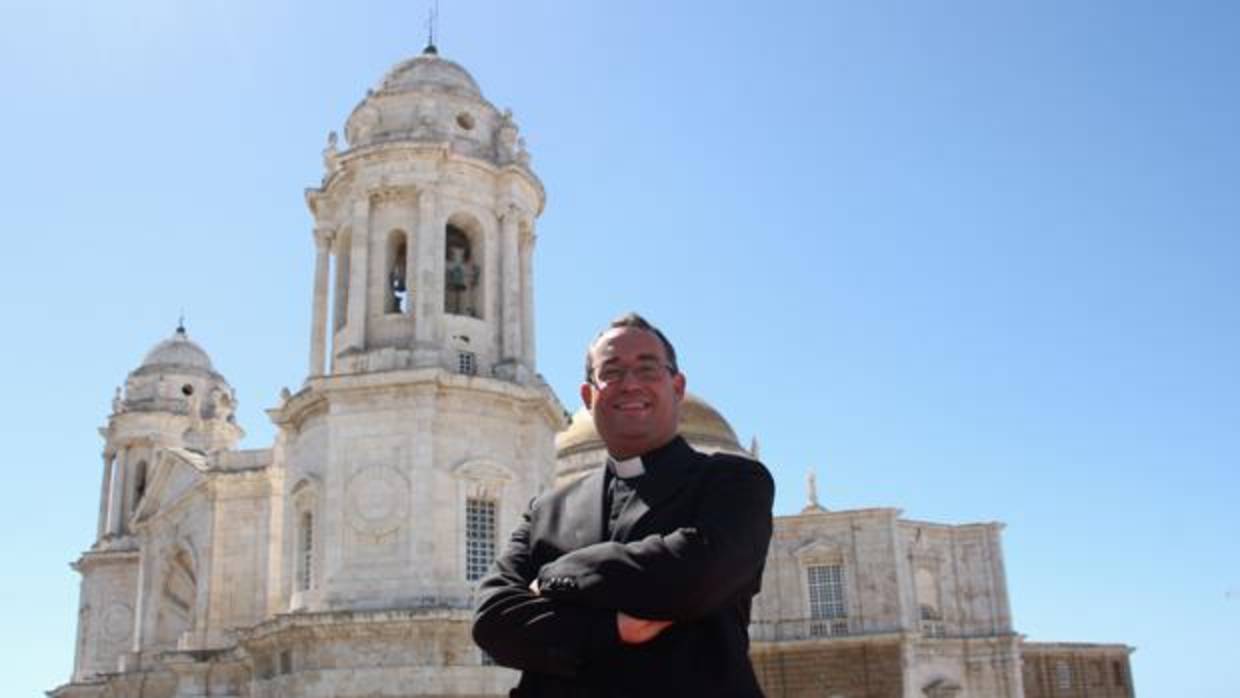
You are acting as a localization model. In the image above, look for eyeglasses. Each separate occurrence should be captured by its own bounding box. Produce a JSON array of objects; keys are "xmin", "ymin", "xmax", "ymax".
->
[{"xmin": 592, "ymin": 361, "xmax": 675, "ymax": 387}]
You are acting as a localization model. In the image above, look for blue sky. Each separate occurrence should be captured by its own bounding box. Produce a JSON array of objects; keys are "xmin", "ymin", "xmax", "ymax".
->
[{"xmin": 1, "ymin": 1, "xmax": 1236, "ymax": 695}]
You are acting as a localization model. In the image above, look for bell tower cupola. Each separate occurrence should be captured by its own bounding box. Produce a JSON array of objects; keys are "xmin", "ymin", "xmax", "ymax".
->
[
  {"xmin": 305, "ymin": 47, "xmax": 543, "ymax": 383},
  {"xmin": 95, "ymin": 324, "xmax": 242, "ymax": 544}
]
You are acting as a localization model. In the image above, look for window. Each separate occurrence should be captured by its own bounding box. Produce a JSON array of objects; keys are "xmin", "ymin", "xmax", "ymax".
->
[
  {"xmin": 807, "ymin": 564, "xmax": 848, "ymax": 636},
  {"xmin": 444, "ymin": 223, "xmax": 480, "ymax": 317},
  {"xmin": 1112, "ymin": 660, "xmax": 1125, "ymax": 687},
  {"xmin": 457, "ymin": 351, "xmax": 477, "ymax": 376},
  {"xmin": 279, "ymin": 649, "xmax": 292, "ymax": 675},
  {"xmin": 385, "ymin": 231, "xmax": 409, "ymax": 314},
  {"xmin": 920, "ymin": 604, "xmax": 946, "ymax": 638},
  {"xmin": 915, "ymin": 567, "xmax": 944, "ymax": 637},
  {"xmin": 296, "ymin": 512, "xmax": 314, "ymax": 592},
  {"xmin": 132, "ymin": 461, "xmax": 149, "ymax": 512},
  {"xmin": 465, "ymin": 498, "xmax": 496, "ymax": 581},
  {"xmin": 1055, "ymin": 660, "xmax": 1072, "ymax": 691}
]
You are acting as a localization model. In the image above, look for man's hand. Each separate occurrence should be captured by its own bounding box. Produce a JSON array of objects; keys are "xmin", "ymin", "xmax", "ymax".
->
[{"xmin": 616, "ymin": 612, "xmax": 673, "ymax": 645}]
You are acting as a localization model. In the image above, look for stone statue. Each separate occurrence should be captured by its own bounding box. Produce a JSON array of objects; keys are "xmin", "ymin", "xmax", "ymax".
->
[
  {"xmin": 280, "ymin": 387, "xmax": 292, "ymax": 402},
  {"xmin": 209, "ymin": 387, "xmax": 234, "ymax": 422},
  {"xmin": 803, "ymin": 468, "xmax": 825, "ymax": 513},
  {"xmin": 444, "ymin": 245, "xmax": 479, "ymax": 316},
  {"xmin": 496, "ymin": 109, "xmax": 519, "ymax": 163},
  {"xmin": 112, "ymin": 387, "xmax": 125, "ymax": 414},
  {"xmin": 322, "ymin": 130, "xmax": 340, "ymax": 174},
  {"xmin": 516, "ymin": 137, "xmax": 531, "ymax": 166}
]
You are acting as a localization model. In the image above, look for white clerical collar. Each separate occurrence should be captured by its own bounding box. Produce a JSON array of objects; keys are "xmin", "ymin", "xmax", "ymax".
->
[{"xmin": 608, "ymin": 455, "xmax": 645, "ymax": 479}]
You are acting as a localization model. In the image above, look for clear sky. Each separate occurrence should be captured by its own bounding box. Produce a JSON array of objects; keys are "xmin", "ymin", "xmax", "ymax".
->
[{"xmin": 1, "ymin": 1, "xmax": 1236, "ymax": 695}]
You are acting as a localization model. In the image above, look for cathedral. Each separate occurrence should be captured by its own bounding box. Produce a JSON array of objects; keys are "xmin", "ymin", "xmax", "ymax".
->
[{"xmin": 52, "ymin": 47, "xmax": 1134, "ymax": 698}]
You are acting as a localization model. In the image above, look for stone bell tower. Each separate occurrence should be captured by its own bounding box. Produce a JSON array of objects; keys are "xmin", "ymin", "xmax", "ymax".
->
[
  {"xmin": 269, "ymin": 46, "xmax": 563, "ymax": 631},
  {"xmin": 305, "ymin": 46, "xmax": 541, "ymax": 383}
]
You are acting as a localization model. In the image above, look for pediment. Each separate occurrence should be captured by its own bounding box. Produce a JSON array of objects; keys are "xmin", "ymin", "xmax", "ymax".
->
[
  {"xmin": 451, "ymin": 458, "xmax": 515, "ymax": 483},
  {"xmin": 792, "ymin": 539, "xmax": 846, "ymax": 564},
  {"xmin": 131, "ymin": 448, "xmax": 209, "ymax": 523}
]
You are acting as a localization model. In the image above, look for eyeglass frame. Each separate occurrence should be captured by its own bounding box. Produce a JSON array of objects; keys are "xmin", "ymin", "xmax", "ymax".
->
[{"xmin": 589, "ymin": 361, "xmax": 678, "ymax": 388}]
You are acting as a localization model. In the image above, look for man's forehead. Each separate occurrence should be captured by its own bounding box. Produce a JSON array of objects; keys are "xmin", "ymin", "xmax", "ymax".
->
[{"xmin": 590, "ymin": 327, "xmax": 667, "ymax": 362}]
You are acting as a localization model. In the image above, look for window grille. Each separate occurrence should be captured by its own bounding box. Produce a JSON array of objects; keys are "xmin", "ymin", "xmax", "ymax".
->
[
  {"xmin": 297, "ymin": 512, "xmax": 313, "ymax": 591},
  {"xmin": 466, "ymin": 498, "xmax": 496, "ymax": 581},
  {"xmin": 1055, "ymin": 660, "xmax": 1073, "ymax": 691},
  {"xmin": 458, "ymin": 351, "xmax": 477, "ymax": 376},
  {"xmin": 807, "ymin": 564, "xmax": 848, "ymax": 636}
]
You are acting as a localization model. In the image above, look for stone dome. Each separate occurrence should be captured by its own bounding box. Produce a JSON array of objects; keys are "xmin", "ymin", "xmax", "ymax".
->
[
  {"xmin": 555, "ymin": 392, "xmax": 743, "ymax": 458},
  {"xmin": 138, "ymin": 326, "xmax": 215, "ymax": 373},
  {"xmin": 375, "ymin": 50, "xmax": 482, "ymax": 98}
]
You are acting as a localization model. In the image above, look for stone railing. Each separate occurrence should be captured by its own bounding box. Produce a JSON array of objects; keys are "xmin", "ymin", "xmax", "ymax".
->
[{"xmin": 749, "ymin": 617, "xmax": 855, "ymax": 642}]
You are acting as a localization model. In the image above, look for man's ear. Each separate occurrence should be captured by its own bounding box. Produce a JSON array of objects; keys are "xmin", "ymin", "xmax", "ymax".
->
[
  {"xmin": 672, "ymin": 371, "xmax": 686, "ymax": 400},
  {"xmin": 580, "ymin": 382, "xmax": 595, "ymax": 410}
]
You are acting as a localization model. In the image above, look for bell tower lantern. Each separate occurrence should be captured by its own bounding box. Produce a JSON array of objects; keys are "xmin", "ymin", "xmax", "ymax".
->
[{"xmin": 305, "ymin": 47, "xmax": 543, "ymax": 384}]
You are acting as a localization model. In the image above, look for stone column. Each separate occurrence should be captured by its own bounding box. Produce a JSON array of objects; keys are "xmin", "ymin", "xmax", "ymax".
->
[
  {"xmin": 414, "ymin": 190, "xmax": 440, "ymax": 349},
  {"xmin": 520, "ymin": 222, "xmax": 536, "ymax": 369},
  {"xmin": 344, "ymin": 200, "xmax": 370, "ymax": 351},
  {"xmin": 106, "ymin": 447, "xmax": 128, "ymax": 536},
  {"xmin": 96, "ymin": 452, "xmax": 114, "ymax": 540},
  {"xmin": 308, "ymin": 227, "xmax": 332, "ymax": 376},
  {"xmin": 500, "ymin": 206, "xmax": 521, "ymax": 362}
]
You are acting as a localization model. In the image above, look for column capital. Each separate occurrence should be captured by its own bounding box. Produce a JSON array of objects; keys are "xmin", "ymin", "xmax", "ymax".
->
[{"xmin": 313, "ymin": 226, "xmax": 335, "ymax": 251}]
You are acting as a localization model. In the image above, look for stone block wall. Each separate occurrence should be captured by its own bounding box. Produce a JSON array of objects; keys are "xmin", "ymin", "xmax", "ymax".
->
[
  {"xmin": 1021, "ymin": 643, "xmax": 1133, "ymax": 698},
  {"xmin": 750, "ymin": 639, "xmax": 904, "ymax": 698}
]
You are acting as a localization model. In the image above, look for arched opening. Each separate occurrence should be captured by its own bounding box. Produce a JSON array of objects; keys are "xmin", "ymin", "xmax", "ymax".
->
[
  {"xmin": 131, "ymin": 461, "xmax": 148, "ymax": 513},
  {"xmin": 444, "ymin": 221, "xmax": 481, "ymax": 318},
  {"xmin": 385, "ymin": 230, "xmax": 410, "ymax": 314}
]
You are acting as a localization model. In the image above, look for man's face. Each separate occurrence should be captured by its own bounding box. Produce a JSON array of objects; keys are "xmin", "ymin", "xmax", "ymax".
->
[{"xmin": 581, "ymin": 326, "xmax": 686, "ymax": 459}]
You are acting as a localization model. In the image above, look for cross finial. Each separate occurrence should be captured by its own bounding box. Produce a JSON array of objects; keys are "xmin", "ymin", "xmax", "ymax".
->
[
  {"xmin": 177, "ymin": 310, "xmax": 186, "ymax": 335},
  {"xmin": 424, "ymin": 0, "xmax": 439, "ymax": 55}
]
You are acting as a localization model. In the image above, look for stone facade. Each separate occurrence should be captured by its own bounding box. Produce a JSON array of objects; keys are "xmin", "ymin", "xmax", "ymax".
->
[{"xmin": 51, "ymin": 48, "xmax": 1133, "ymax": 698}]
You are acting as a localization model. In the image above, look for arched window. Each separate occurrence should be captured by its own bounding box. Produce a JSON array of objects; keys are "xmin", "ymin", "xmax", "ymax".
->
[
  {"xmin": 385, "ymin": 230, "xmax": 409, "ymax": 314},
  {"xmin": 444, "ymin": 223, "xmax": 481, "ymax": 318},
  {"xmin": 296, "ymin": 511, "xmax": 314, "ymax": 591},
  {"xmin": 131, "ymin": 460, "xmax": 148, "ymax": 513}
]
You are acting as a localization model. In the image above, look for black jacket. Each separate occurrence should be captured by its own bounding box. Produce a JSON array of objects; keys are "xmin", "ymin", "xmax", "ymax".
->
[{"xmin": 472, "ymin": 437, "xmax": 775, "ymax": 697}]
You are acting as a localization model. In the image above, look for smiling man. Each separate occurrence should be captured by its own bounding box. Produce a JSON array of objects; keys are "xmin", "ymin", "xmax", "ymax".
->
[{"xmin": 472, "ymin": 313, "xmax": 775, "ymax": 697}]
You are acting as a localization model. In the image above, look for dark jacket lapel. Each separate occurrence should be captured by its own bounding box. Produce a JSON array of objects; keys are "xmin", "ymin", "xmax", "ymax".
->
[
  {"xmin": 551, "ymin": 468, "xmax": 607, "ymax": 551},
  {"xmin": 610, "ymin": 437, "xmax": 699, "ymax": 541}
]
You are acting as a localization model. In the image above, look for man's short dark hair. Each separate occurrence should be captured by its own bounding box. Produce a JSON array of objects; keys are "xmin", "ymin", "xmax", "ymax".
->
[{"xmin": 584, "ymin": 312, "xmax": 679, "ymax": 383}]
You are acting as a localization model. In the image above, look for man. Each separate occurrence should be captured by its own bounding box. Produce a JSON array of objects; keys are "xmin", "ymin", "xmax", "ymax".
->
[{"xmin": 472, "ymin": 313, "xmax": 775, "ymax": 697}]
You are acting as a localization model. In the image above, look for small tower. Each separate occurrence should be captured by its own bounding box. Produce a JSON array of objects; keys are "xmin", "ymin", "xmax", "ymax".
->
[
  {"xmin": 71, "ymin": 326, "xmax": 241, "ymax": 681},
  {"xmin": 97, "ymin": 324, "xmax": 242, "ymax": 544}
]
